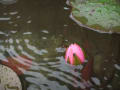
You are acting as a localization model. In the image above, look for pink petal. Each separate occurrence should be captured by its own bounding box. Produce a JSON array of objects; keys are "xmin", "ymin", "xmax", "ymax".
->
[
  {"xmin": 68, "ymin": 48, "xmax": 74, "ymax": 65},
  {"xmin": 72, "ymin": 43, "xmax": 85, "ymax": 63},
  {"xmin": 65, "ymin": 44, "xmax": 74, "ymax": 64},
  {"xmin": 65, "ymin": 43, "xmax": 85, "ymax": 65},
  {"xmin": 65, "ymin": 48, "xmax": 70, "ymax": 62},
  {"xmin": 65, "ymin": 46, "xmax": 71, "ymax": 62}
]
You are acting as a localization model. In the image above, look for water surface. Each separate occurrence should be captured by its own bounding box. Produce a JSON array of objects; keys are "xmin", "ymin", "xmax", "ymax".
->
[{"xmin": 0, "ymin": 0, "xmax": 120, "ymax": 90}]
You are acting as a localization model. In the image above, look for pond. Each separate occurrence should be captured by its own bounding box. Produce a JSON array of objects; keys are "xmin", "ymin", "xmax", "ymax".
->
[{"xmin": 0, "ymin": 0, "xmax": 120, "ymax": 90}]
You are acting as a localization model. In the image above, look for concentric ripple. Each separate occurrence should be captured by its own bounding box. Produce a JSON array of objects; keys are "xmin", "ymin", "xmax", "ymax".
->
[
  {"xmin": 0, "ymin": 0, "xmax": 120, "ymax": 90},
  {"xmin": 0, "ymin": 30, "xmax": 88, "ymax": 90}
]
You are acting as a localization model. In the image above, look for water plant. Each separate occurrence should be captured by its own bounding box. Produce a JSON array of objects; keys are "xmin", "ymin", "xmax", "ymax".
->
[
  {"xmin": 65, "ymin": 43, "xmax": 85, "ymax": 65},
  {"xmin": 69, "ymin": 0, "xmax": 120, "ymax": 33}
]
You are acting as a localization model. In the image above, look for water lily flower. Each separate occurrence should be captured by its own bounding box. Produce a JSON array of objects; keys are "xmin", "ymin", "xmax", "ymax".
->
[{"xmin": 65, "ymin": 43, "xmax": 85, "ymax": 65}]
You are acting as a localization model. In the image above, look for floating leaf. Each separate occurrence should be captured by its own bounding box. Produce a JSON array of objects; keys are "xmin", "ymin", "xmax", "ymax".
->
[{"xmin": 69, "ymin": 0, "xmax": 120, "ymax": 33}]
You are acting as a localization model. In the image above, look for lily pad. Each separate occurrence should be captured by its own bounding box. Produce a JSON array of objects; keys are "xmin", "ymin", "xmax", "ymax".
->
[{"xmin": 69, "ymin": 0, "xmax": 120, "ymax": 33}]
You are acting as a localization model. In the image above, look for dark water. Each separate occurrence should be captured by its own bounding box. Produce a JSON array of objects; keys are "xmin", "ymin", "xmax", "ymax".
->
[{"xmin": 0, "ymin": 0, "xmax": 120, "ymax": 90}]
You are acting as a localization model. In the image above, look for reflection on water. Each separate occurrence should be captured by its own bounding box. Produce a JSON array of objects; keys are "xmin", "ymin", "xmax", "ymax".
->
[
  {"xmin": 0, "ymin": 0, "xmax": 120, "ymax": 90},
  {"xmin": 0, "ymin": 0, "xmax": 18, "ymax": 5}
]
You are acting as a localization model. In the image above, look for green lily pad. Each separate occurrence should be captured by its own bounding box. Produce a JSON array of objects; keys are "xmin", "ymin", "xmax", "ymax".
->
[{"xmin": 69, "ymin": 0, "xmax": 120, "ymax": 33}]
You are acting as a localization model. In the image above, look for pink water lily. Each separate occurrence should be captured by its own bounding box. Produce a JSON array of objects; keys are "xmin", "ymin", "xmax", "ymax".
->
[{"xmin": 65, "ymin": 43, "xmax": 85, "ymax": 65}]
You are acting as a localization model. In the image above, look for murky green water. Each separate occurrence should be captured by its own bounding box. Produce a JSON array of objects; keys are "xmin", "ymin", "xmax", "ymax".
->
[{"xmin": 0, "ymin": 0, "xmax": 120, "ymax": 90}]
